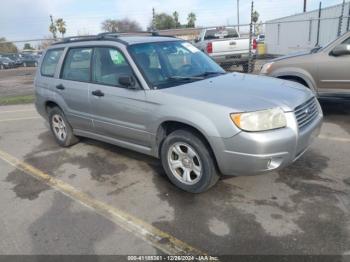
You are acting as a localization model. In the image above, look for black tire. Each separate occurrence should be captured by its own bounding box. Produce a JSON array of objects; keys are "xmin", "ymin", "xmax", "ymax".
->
[
  {"xmin": 160, "ymin": 129, "xmax": 220, "ymax": 193},
  {"xmin": 48, "ymin": 107, "xmax": 79, "ymax": 147}
]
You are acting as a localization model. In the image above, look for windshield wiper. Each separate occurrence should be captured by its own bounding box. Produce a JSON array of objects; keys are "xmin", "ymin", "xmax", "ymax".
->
[
  {"xmin": 168, "ymin": 76, "xmax": 204, "ymax": 81},
  {"xmin": 194, "ymin": 71, "xmax": 226, "ymax": 77}
]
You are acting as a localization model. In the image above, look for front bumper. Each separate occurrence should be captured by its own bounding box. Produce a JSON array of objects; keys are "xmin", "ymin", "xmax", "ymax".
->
[{"xmin": 210, "ymin": 110, "xmax": 323, "ymax": 176}]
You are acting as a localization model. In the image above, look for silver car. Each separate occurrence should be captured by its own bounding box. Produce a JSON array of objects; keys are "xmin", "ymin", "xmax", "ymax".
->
[{"xmin": 35, "ymin": 33, "xmax": 323, "ymax": 193}]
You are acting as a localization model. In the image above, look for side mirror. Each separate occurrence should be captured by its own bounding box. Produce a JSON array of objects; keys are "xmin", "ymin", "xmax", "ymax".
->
[
  {"xmin": 118, "ymin": 75, "xmax": 136, "ymax": 89},
  {"xmin": 331, "ymin": 44, "xmax": 350, "ymax": 56}
]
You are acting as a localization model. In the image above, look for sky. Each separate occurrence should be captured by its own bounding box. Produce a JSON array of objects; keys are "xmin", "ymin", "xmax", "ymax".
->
[{"xmin": 0, "ymin": 0, "xmax": 345, "ymax": 44}]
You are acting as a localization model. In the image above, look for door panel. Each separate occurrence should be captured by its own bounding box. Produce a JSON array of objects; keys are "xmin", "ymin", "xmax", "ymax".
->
[
  {"xmin": 318, "ymin": 38, "xmax": 350, "ymax": 94},
  {"xmin": 89, "ymin": 47, "xmax": 153, "ymax": 147},
  {"xmin": 58, "ymin": 47, "xmax": 93, "ymax": 131},
  {"xmin": 90, "ymin": 84, "xmax": 152, "ymax": 146}
]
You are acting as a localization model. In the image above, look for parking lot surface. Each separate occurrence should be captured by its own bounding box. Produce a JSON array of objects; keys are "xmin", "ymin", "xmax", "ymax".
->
[
  {"xmin": 0, "ymin": 68, "xmax": 36, "ymax": 97},
  {"xmin": 0, "ymin": 98, "xmax": 349, "ymax": 256}
]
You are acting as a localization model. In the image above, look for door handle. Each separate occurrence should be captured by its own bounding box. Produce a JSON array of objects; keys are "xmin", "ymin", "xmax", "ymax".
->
[
  {"xmin": 92, "ymin": 90, "xmax": 104, "ymax": 97},
  {"xmin": 56, "ymin": 84, "xmax": 65, "ymax": 90}
]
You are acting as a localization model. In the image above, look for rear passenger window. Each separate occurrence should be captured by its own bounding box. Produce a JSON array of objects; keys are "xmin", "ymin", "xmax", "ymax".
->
[
  {"xmin": 92, "ymin": 47, "xmax": 133, "ymax": 86},
  {"xmin": 41, "ymin": 49, "xmax": 63, "ymax": 77},
  {"xmin": 61, "ymin": 48, "xmax": 92, "ymax": 82}
]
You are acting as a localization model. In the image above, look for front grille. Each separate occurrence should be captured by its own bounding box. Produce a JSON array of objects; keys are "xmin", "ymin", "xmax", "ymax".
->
[{"xmin": 295, "ymin": 98, "xmax": 319, "ymax": 129}]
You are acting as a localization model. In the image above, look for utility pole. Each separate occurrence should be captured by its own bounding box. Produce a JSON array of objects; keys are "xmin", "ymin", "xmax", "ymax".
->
[
  {"xmin": 237, "ymin": 0, "xmax": 240, "ymax": 32},
  {"xmin": 303, "ymin": 0, "xmax": 307, "ymax": 12},
  {"xmin": 316, "ymin": 2, "xmax": 322, "ymax": 46},
  {"xmin": 248, "ymin": 1, "xmax": 254, "ymax": 73},
  {"xmin": 347, "ymin": 1, "xmax": 350, "ymax": 32},
  {"xmin": 152, "ymin": 8, "xmax": 156, "ymax": 31}
]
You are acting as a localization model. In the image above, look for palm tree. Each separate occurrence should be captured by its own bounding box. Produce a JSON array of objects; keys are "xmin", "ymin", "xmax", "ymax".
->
[
  {"xmin": 173, "ymin": 11, "xmax": 180, "ymax": 28},
  {"xmin": 49, "ymin": 23, "xmax": 57, "ymax": 40},
  {"xmin": 187, "ymin": 12, "xmax": 196, "ymax": 28},
  {"xmin": 252, "ymin": 11, "xmax": 259, "ymax": 35},
  {"xmin": 56, "ymin": 18, "xmax": 67, "ymax": 38}
]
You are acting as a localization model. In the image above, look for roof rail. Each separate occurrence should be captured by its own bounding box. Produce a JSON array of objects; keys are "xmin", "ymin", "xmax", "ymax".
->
[
  {"xmin": 97, "ymin": 31, "xmax": 160, "ymax": 37},
  {"xmin": 51, "ymin": 31, "xmax": 175, "ymax": 46},
  {"xmin": 52, "ymin": 35, "xmax": 103, "ymax": 45}
]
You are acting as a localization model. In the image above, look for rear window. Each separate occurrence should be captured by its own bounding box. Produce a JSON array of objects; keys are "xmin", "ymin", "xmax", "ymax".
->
[
  {"xmin": 41, "ymin": 49, "xmax": 64, "ymax": 77},
  {"xmin": 204, "ymin": 28, "xmax": 239, "ymax": 40}
]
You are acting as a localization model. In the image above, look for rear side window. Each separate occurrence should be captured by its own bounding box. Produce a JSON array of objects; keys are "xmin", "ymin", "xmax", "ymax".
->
[
  {"xmin": 41, "ymin": 49, "xmax": 64, "ymax": 77},
  {"xmin": 61, "ymin": 48, "xmax": 92, "ymax": 82}
]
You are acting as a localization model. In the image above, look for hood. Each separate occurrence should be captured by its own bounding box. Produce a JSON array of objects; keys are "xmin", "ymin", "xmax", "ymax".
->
[
  {"xmin": 159, "ymin": 73, "xmax": 314, "ymax": 112},
  {"xmin": 272, "ymin": 50, "xmax": 312, "ymax": 62}
]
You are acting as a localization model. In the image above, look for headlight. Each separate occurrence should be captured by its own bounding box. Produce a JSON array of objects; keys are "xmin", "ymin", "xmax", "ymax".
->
[
  {"xmin": 230, "ymin": 107, "xmax": 287, "ymax": 132},
  {"xmin": 260, "ymin": 62, "xmax": 273, "ymax": 74}
]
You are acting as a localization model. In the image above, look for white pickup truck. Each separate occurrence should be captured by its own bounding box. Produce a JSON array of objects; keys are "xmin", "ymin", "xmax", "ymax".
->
[{"xmin": 194, "ymin": 27, "xmax": 256, "ymax": 72}]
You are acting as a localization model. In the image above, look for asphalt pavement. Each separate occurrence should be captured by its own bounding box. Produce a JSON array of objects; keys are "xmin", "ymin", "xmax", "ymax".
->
[{"xmin": 0, "ymin": 99, "xmax": 349, "ymax": 256}]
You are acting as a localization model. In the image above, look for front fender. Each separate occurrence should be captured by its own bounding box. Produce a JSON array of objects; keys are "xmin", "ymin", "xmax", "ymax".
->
[
  {"xmin": 150, "ymin": 105, "xmax": 240, "ymax": 139},
  {"xmin": 270, "ymin": 67, "xmax": 318, "ymax": 94}
]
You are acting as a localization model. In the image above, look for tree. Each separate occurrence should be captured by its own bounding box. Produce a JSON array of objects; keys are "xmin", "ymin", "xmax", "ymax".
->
[
  {"xmin": 187, "ymin": 12, "xmax": 196, "ymax": 28},
  {"xmin": 23, "ymin": 43, "xmax": 35, "ymax": 50},
  {"xmin": 173, "ymin": 11, "xmax": 181, "ymax": 28},
  {"xmin": 0, "ymin": 37, "xmax": 18, "ymax": 53},
  {"xmin": 252, "ymin": 10, "xmax": 260, "ymax": 35},
  {"xmin": 56, "ymin": 18, "xmax": 67, "ymax": 37},
  {"xmin": 255, "ymin": 21, "xmax": 264, "ymax": 35},
  {"xmin": 38, "ymin": 36, "xmax": 55, "ymax": 50},
  {"xmin": 49, "ymin": 15, "xmax": 57, "ymax": 39},
  {"xmin": 153, "ymin": 13, "xmax": 176, "ymax": 30},
  {"xmin": 101, "ymin": 18, "xmax": 142, "ymax": 32}
]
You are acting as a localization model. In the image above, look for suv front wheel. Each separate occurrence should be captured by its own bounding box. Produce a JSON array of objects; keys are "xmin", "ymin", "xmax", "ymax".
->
[
  {"xmin": 160, "ymin": 129, "xmax": 220, "ymax": 193},
  {"xmin": 48, "ymin": 107, "xmax": 79, "ymax": 147}
]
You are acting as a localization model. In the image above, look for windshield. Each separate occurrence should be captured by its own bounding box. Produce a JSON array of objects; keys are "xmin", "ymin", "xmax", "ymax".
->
[
  {"xmin": 128, "ymin": 41, "xmax": 225, "ymax": 89},
  {"xmin": 313, "ymin": 32, "xmax": 350, "ymax": 53}
]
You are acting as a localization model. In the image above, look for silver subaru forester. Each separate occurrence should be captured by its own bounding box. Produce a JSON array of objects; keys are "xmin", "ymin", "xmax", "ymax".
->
[{"xmin": 35, "ymin": 33, "xmax": 323, "ymax": 193}]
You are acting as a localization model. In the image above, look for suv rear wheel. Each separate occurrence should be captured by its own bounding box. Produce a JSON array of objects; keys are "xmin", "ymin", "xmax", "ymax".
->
[
  {"xmin": 160, "ymin": 129, "xmax": 220, "ymax": 193},
  {"xmin": 48, "ymin": 107, "xmax": 79, "ymax": 147}
]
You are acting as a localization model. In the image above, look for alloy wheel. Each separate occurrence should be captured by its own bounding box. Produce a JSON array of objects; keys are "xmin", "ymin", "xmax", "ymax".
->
[
  {"xmin": 167, "ymin": 142, "xmax": 202, "ymax": 185},
  {"xmin": 52, "ymin": 114, "xmax": 67, "ymax": 141}
]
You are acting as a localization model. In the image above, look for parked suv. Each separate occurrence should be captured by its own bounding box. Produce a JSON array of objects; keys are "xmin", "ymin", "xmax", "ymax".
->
[
  {"xmin": 261, "ymin": 31, "xmax": 350, "ymax": 97},
  {"xmin": 35, "ymin": 33, "xmax": 323, "ymax": 193}
]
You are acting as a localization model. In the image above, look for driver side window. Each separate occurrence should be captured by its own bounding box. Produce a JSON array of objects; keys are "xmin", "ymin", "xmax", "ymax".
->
[{"xmin": 92, "ymin": 47, "xmax": 135, "ymax": 87}]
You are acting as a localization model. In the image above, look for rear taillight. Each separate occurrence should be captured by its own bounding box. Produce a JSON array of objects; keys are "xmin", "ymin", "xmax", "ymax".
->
[
  {"xmin": 206, "ymin": 42, "xmax": 213, "ymax": 53},
  {"xmin": 253, "ymin": 38, "xmax": 257, "ymax": 50}
]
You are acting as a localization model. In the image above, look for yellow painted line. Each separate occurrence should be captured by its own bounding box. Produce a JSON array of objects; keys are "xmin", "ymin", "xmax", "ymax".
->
[
  {"xmin": 0, "ymin": 109, "xmax": 36, "ymax": 114},
  {"xmin": 318, "ymin": 135, "xmax": 350, "ymax": 143},
  {"xmin": 0, "ymin": 149, "xmax": 204, "ymax": 256},
  {"xmin": 0, "ymin": 117, "xmax": 41, "ymax": 122}
]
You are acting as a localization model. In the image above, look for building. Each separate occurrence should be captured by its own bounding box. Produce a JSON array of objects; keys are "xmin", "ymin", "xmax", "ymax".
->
[
  {"xmin": 265, "ymin": 2, "xmax": 350, "ymax": 55},
  {"xmin": 158, "ymin": 28, "xmax": 201, "ymax": 41}
]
